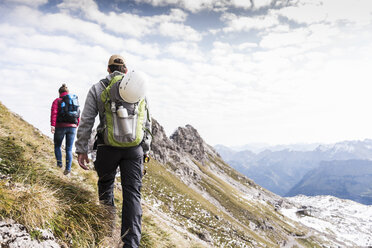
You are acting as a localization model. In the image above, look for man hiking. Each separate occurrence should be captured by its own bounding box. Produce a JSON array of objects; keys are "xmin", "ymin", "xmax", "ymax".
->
[
  {"xmin": 50, "ymin": 83, "xmax": 80, "ymax": 176},
  {"xmin": 75, "ymin": 55, "xmax": 152, "ymax": 247}
]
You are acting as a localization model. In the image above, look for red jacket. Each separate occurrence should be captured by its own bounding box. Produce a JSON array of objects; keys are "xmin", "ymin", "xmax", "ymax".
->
[{"xmin": 50, "ymin": 92, "xmax": 80, "ymax": 128}]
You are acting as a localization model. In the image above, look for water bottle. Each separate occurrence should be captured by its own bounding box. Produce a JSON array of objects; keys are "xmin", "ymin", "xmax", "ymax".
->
[{"xmin": 116, "ymin": 106, "xmax": 131, "ymax": 135}]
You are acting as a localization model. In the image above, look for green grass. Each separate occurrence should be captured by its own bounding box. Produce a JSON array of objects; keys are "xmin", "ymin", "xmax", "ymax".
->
[
  {"xmin": 142, "ymin": 159, "xmax": 260, "ymax": 247},
  {"xmin": 29, "ymin": 229, "xmax": 43, "ymax": 241},
  {"xmin": 200, "ymin": 160, "xmax": 320, "ymax": 245},
  {"xmin": 0, "ymin": 102, "xmax": 112, "ymax": 247}
]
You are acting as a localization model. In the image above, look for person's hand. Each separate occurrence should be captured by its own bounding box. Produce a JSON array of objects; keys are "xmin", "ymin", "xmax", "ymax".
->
[
  {"xmin": 78, "ymin": 153, "xmax": 90, "ymax": 170},
  {"xmin": 51, "ymin": 126, "xmax": 55, "ymax": 134}
]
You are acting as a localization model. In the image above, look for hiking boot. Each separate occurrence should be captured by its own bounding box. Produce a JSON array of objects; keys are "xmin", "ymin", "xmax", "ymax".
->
[
  {"xmin": 63, "ymin": 170, "xmax": 71, "ymax": 176},
  {"xmin": 57, "ymin": 164, "xmax": 62, "ymax": 168}
]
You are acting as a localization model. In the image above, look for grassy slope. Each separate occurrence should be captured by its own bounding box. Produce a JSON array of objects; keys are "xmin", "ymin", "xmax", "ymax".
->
[
  {"xmin": 0, "ymin": 101, "xmax": 113, "ymax": 247},
  {"xmin": 141, "ymin": 157, "xmax": 323, "ymax": 247},
  {"xmin": 0, "ymin": 101, "xmax": 324, "ymax": 247},
  {"xmin": 209, "ymin": 156, "xmax": 329, "ymax": 247},
  {"xmin": 0, "ymin": 101, "xmax": 206, "ymax": 247}
]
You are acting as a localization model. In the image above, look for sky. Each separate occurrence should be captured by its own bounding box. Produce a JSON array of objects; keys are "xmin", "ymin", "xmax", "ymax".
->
[{"xmin": 0, "ymin": 0, "xmax": 372, "ymax": 147}]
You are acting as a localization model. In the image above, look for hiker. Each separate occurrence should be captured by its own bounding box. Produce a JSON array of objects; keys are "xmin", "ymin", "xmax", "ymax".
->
[
  {"xmin": 75, "ymin": 55, "xmax": 152, "ymax": 248},
  {"xmin": 50, "ymin": 84, "xmax": 80, "ymax": 176}
]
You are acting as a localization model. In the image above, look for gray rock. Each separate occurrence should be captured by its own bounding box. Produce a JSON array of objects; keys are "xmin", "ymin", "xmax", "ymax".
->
[
  {"xmin": 150, "ymin": 118, "xmax": 178, "ymax": 165},
  {"xmin": 0, "ymin": 220, "xmax": 60, "ymax": 248},
  {"xmin": 170, "ymin": 124, "xmax": 219, "ymax": 163}
]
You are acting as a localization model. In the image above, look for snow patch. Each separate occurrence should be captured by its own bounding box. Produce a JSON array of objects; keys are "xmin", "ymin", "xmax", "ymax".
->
[{"xmin": 282, "ymin": 195, "xmax": 372, "ymax": 247}]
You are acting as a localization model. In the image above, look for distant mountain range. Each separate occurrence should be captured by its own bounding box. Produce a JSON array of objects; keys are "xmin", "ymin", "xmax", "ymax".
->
[
  {"xmin": 215, "ymin": 140, "xmax": 372, "ymax": 204},
  {"xmin": 286, "ymin": 159, "xmax": 372, "ymax": 205},
  {"xmin": 228, "ymin": 142, "xmax": 322, "ymax": 153}
]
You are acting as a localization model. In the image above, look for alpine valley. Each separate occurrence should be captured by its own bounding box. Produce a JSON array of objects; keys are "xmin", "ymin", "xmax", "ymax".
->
[
  {"xmin": 0, "ymin": 101, "xmax": 371, "ymax": 247},
  {"xmin": 215, "ymin": 142, "xmax": 372, "ymax": 205}
]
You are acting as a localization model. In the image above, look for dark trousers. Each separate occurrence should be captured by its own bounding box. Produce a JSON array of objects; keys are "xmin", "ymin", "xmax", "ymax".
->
[{"xmin": 94, "ymin": 145, "xmax": 143, "ymax": 248}]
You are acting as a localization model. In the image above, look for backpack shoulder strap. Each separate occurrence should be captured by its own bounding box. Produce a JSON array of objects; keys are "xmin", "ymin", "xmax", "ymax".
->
[
  {"xmin": 100, "ymin": 75, "xmax": 124, "ymax": 103},
  {"xmin": 61, "ymin": 94, "xmax": 70, "ymax": 102},
  {"xmin": 100, "ymin": 79, "xmax": 109, "ymax": 88},
  {"xmin": 63, "ymin": 95, "xmax": 71, "ymax": 111}
]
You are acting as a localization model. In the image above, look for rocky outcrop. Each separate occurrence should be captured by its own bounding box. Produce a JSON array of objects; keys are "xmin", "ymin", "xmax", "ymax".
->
[
  {"xmin": 0, "ymin": 220, "xmax": 60, "ymax": 248},
  {"xmin": 151, "ymin": 119, "xmax": 219, "ymax": 165},
  {"xmin": 150, "ymin": 118, "xmax": 178, "ymax": 165},
  {"xmin": 170, "ymin": 125, "xmax": 207, "ymax": 162},
  {"xmin": 170, "ymin": 124, "xmax": 219, "ymax": 163},
  {"xmin": 150, "ymin": 119, "xmax": 203, "ymax": 184}
]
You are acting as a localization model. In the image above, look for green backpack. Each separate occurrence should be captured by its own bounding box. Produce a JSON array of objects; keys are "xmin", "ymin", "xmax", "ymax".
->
[{"xmin": 100, "ymin": 75, "xmax": 148, "ymax": 147}]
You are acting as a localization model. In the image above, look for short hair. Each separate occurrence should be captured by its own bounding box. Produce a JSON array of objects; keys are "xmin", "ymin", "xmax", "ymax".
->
[{"xmin": 108, "ymin": 64, "xmax": 127, "ymax": 73}]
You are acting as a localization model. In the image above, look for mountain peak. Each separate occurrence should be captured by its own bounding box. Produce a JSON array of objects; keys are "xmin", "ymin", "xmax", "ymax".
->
[
  {"xmin": 150, "ymin": 118, "xmax": 177, "ymax": 164},
  {"xmin": 170, "ymin": 124, "xmax": 218, "ymax": 162}
]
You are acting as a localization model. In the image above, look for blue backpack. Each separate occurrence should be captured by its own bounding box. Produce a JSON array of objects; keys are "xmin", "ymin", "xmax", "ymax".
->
[{"xmin": 57, "ymin": 94, "xmax": 80, "ymax": 124}]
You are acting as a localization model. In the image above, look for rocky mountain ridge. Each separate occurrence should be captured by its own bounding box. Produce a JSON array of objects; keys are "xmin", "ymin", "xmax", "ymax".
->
[
  {"xmin": 151, "ymin": 119, "xmax": 279, "ymax": 203},
  {"xmin": 152, "ymin": 120, "xmax": 219, "ymax": 165},
  {"xmin": 147, "ymin": 119, "xmax": 357, "ymax": 247}
]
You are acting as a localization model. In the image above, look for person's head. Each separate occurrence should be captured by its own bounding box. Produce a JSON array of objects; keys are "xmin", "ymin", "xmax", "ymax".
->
[
  {"xmin": 59, "ymin": 84, "xmax": 69, "ymax": 94},
  {"xmin": 107, "ymin": 54, "xmax": 127, "ymax": 74}
]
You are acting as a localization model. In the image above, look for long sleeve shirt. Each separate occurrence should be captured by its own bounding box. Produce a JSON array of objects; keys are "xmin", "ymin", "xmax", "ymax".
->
[
  {"xmin": 50, "ymin": 92, "xmax": 79, "ymax": 128},
  {"xmin": 75, "ymin": 71, "xmax": 152, "ymax": 154}
]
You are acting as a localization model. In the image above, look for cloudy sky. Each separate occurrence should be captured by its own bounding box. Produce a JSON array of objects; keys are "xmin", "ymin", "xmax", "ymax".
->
[{"xmin": 1, "ymin": 0, "xmax": 372, "ymax": 147}]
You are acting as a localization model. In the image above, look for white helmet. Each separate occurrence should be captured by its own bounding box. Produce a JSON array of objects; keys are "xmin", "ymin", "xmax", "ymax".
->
[{"xmin": 119, "ymin": 70, "xmax": 147, "ymax": 103}]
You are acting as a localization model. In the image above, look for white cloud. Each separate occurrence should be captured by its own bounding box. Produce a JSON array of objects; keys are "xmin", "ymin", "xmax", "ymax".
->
[
  {"xmin": 221, "ymin": 12, "xmax": 280, "ymax": 32},
  {"xmin": 132, "ymin": 0, "xmax": 254, "ymax": 12},
  {"xmin": 158, "ymin": 22, "xmax": 202, "ymax": 41},
  {"xmin": 166, "ymin": 42, "xmax": 204, "ymax": 61},
  {"xmin": 0, "ymin": 27, "xmax": 88, "ymax": 54},
  {"xmin": 252, "ymin": 0, "xmax": 272, "ymax": 8},
  {"xmin": 5, "ymin": 6, "xmax": 125, "ymax": 50},
  {"xmin": 3, "ymin": 5, "xmax": 166, "ymax": 59},
  {"xmin": 277, "ymin": 0, "xmax": 372, "ymax": 26},
  {"xmin": 133, "ymin": 0, "xmax": 218, "ymax": 13},
  {"xmin": 211, "ymin": 41, "xmax": 234, "ymax": 55},
  {"xmin": 182, "ymin": 0, "xmax": 216, "ymax": 13},
  {"xmin": 229, "ymin": 0, "xmax": 252, "ymax": 9},
  {"xmin": 59, "ymin": 0, "xmax": 154, "ymax": 37},
  {"xmin": 276, "ymin": 4, "xmax": 328, "ymax": 24},
  {"xmin": 122, "ymin": 39, "xmax": 161, "ymax": 58},
  {"xmin": 259, "ymin": 27, "xmax": 310, "ymax": 49},
  {"xmin": 235, "ymin": 42, "xmax": 258, "ymax": 50},
  {"xmin": 3, "ymin": 0, "xmax": 48, "ymax": 7},
  {"xmin": 258, "ymin": 20, "xmax": 345, "ymax": 53},
  {"xmin": 163, "ymin": 8, "xmax": 188, "ymax": 22},
  {"xmin": 1, "ymin": 0, "xmax": 372, "ymax": 147},
  {"xmin": 58, "ymin": 0, "xmax": 199, "ymax": 40}
]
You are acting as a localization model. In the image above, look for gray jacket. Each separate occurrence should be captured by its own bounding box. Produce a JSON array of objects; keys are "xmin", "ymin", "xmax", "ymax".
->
[{"xmin": 75, "ymin": 71, "xmax": 152, "ymax": 154}]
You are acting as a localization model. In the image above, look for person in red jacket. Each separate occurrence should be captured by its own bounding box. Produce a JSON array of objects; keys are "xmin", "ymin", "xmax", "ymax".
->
[{"xmin": 50, "ymin": 84, "xmax": 80, "ymax": 176}]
